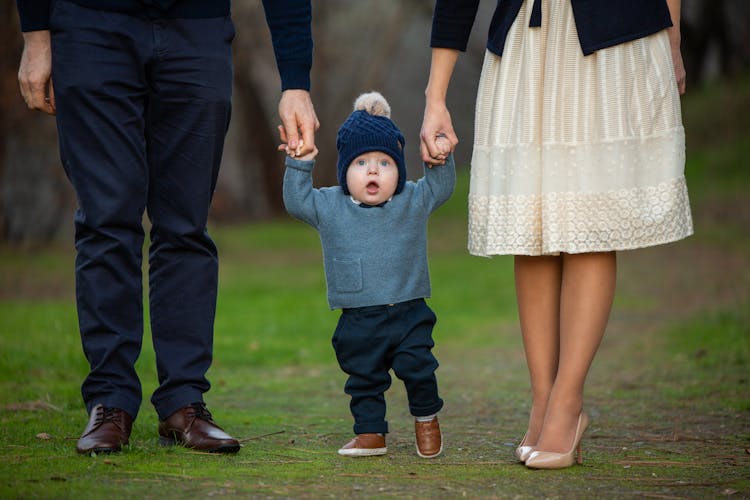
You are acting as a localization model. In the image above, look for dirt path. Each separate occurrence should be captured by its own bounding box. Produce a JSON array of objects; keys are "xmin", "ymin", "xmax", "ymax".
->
[{"xmin": 432, "ymin": 232, "xmax": 750, "ymax": 498}]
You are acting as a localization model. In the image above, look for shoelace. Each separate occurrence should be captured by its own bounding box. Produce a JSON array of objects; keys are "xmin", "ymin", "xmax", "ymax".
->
[
  {"xmin": 188, "ymin": 402, "xmax": 213, "ymax": 421},
  {"xmin": 94, "ymin": 407, "xmax": 122, "ymax": 427}
]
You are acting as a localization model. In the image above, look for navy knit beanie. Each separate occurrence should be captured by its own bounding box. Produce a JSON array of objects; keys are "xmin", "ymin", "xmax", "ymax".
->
[{"xmin": 336, "ymin": 92, "xmax": 406, "ymax": 195}]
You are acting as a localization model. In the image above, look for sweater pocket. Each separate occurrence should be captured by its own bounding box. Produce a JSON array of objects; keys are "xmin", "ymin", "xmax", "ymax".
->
[{"xmin": 330, "ymin": 258, "xmax": 363, "ymax": 293}]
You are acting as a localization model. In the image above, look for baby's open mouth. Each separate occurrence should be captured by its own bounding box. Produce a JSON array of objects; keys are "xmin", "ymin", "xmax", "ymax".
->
[{"xmin": 366, "ymin": 181, "xmax": 379, "ymax": 194}]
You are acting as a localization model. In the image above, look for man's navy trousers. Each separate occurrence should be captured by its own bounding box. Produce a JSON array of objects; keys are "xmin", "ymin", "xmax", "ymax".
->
[
  {"xmin": 332, "ymin": 298, "xmax": 444, "ymax": 435},
  {"xmin": 50, "ymin": 0, "xmax": 235, "ymax": 421}
]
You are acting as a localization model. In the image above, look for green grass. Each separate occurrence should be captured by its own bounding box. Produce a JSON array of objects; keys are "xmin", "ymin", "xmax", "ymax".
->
[
  {"xmin": 1, "ymin": 77, "xmax": 749, "ymax": 498},
  {"xmin": 656, "ymin": 306, "xmax": 750, "ymax": 412}
]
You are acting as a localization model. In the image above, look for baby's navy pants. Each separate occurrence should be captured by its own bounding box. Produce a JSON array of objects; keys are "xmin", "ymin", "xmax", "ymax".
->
[{"xmin": 332, "ymin": 298, "xmax": 444, "ymax": 435}]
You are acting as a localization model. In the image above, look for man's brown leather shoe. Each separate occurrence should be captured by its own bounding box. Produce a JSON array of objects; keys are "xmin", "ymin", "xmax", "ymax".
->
[
  {"xmin": 158, "ymin": 402, "xmax": 240, "ymax": 453},
  {"xmin": 337, "ymin": 433, "xmax": 387, "ymax": 457},
  {"xmin": 415, "ymin": 416, "xmax": 442, "ymax": 458},
  {"xmin": 76, "ymin": 405, "xmax": 132, "ymax": 455}
]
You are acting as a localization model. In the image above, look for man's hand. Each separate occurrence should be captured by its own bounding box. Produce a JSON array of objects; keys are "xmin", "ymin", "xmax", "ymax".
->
[
  {"xmin": 278, "ymin": 89, "xmax": 319, "ymax": 158},
  {"xmin": 277, "ymin": 125, "xmax": 318, "ymax": 161},
  {"xmin": 18, "ymin": 30, "xmax": 55, "ymax": 115}
]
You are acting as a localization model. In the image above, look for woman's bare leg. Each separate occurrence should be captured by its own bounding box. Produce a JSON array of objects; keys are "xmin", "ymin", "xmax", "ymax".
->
[
  {"xmin": 514, "ymin": 255, "xmax": 563, "ymax": 445},
  {"xmin": 534, "ymin": 251, "xmax": 617, "ymax": 453}
]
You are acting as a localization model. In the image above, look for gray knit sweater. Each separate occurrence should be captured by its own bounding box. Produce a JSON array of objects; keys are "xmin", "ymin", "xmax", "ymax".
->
[{"xmin": 283, "ymin": 155, "xmax": 456, "ymax": 309}]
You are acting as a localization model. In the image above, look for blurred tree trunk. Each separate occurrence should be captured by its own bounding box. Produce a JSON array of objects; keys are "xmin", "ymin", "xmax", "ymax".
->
[
  {"xmin": 0, "ymin": 0, "xmax": 13, "ymax": 240},
  {"xmin": 213, "ymin": 0, "xmax": 287, "ymax": 221},
  {"xmin": 3, "ymin": 0, "xmax": 748, "ymax": 244},
  {"xmin": 1, "ymin": 0, "xmax": 73, "ymax": 245},
  {"xmin": 310, "ymin": 1, "xmax": 434, "ymax": 187},
  {"xmin": 230, "ymin": 55, "xmax": 284, "ymax": 218},
  {"xmin": 682, "ymin": 0, "xmax": 750, "ymax": 82}
]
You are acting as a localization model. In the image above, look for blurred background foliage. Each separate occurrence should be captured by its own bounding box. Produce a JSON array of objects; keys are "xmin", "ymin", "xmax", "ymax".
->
[{"xmin": 1, "ymin": 0, "xmax": 748, "ymax": 244}]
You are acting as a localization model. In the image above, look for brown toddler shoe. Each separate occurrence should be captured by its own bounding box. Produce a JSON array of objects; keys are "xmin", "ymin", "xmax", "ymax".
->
[
  {"xmin": 337, "ymin": 433, "xmax": 387, "ymax": 457},
  {"xmin": 415, "ymin": 416, "xmax": 442, "ymax": 458}
]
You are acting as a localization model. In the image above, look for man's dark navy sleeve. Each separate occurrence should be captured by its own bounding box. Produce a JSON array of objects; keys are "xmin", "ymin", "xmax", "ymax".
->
[
  {"xmin": 261, "ymin": 0, "xmax": 313, "ymax": 91},
  {"xmin": 16, "ymin": 0, "xmax": 52, "ymax": 32},
  {"xmin": 16, "ymin": 0, "xmax": 313, "ymax": 92}
]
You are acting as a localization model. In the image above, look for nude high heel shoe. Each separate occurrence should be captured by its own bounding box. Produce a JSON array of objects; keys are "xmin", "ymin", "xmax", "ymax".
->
[
  {"xmin": 514, "ymin": 432, "xmax": 535, "ymax": 463},
  {"xmin": 525, "ymin": 412, "xmax": 589, "ymax": 469}
]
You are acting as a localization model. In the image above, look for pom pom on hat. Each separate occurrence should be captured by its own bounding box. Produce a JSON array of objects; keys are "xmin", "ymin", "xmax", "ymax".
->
[
  {"xmin": 353, "ymin": 91, "xmax": 391, "ymax": 118},
  {"xmin": 337, "ymin": 92, "xmax": 406, "ymax": 195}
]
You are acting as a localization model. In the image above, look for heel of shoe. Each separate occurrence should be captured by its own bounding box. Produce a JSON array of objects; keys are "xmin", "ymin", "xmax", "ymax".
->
[{"xmin": 525, "ymin": 412, "xmax": 589, "ymax": 470}]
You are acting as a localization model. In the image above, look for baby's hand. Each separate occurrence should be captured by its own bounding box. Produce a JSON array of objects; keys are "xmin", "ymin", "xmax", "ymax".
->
[
  {"xmin": 278, "ymin": 125, "xmax": 318, "ymax": 160},
  {"xmin": 435, "ymin": 134, "xmax": 452, "ymax": 157},
  {"xmin": 425, "ymin": 134, "xmax": 451, "ymax": 168}
]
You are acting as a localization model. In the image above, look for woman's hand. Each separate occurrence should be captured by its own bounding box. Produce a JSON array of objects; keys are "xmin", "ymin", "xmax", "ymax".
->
[
  {"xmin": 666, "ymin": 0, "xmax": 686, "ymax": 95},
  {"xmin": 420, "ymin": 100, "xmax": 458, "ymax": 165},
  {"xmin": 669, "ymin": 35, "xmax": 686, "ymax": 95},
  {"xmin": 420, "ymin": 48, "xmax": 461, "ymax": 165}
]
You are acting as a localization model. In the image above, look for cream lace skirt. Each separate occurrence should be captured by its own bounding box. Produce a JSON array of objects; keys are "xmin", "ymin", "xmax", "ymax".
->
[{"xmin": 468, "ymin": 0, "xmax": 693, "ymax": 256}]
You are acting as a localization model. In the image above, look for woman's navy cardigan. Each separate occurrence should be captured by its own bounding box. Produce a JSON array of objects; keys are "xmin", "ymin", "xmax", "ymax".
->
[{"xmin": 431, "ymin": 0, "xmax": 674, "ymax": 56}]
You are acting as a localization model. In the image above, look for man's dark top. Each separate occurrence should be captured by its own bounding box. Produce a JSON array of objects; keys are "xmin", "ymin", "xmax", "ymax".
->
[{"xmin": 15, "ymin": 0, "xmax": 312, "ymax": 91}]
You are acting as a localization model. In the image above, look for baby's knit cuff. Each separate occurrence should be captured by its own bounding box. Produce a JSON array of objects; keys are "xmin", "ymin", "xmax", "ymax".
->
[{"xmin": 284, "ymin": 156, "xmax": 315, "ymax": 172}]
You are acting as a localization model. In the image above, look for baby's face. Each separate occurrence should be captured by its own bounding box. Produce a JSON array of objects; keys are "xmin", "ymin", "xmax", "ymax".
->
[{"xmin": 346, "ymin": 151, "xmax": 398, "ymax": 205}]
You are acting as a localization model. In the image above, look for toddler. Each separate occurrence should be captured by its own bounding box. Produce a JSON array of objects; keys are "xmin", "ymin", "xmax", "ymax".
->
[{"xmin": 281, "ymin": 92, "xmax": 455, "ymax": 458}]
